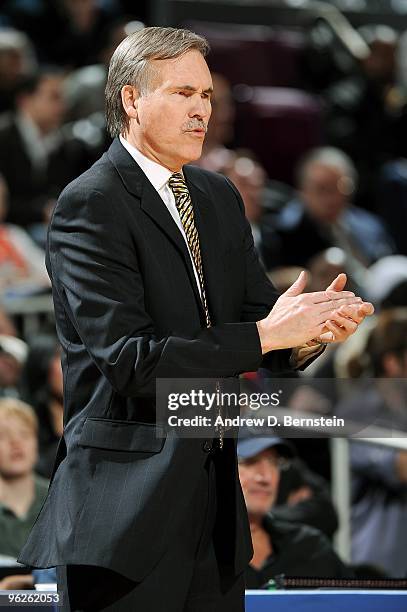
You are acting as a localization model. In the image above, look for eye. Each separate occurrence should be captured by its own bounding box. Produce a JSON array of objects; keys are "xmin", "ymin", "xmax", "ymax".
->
[{"xmin": 178, "ymin": 91, "xmax": 190, "ymax": 97}]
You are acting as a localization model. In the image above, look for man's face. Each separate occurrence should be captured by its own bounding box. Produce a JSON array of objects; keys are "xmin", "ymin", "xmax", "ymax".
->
[
  {"xmin": 238, "ymin": 448, "xmax": 281, "ymax": 519},
  {"xmin": 301, "ymin": 163, "xmax": 350, "ymax": 224},
  {"xmin": 129, "ymin": 50, "xmax": 213, "ymax": 170},
  {"xmin": 0, "ymin": 415, "xmax": 37, "ymax": 479}
]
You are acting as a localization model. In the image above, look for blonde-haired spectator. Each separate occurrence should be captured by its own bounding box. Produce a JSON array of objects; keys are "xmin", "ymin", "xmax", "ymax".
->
[{"xmin": 0, "ymin": 398, "xmax": 48, "ymax": 560}]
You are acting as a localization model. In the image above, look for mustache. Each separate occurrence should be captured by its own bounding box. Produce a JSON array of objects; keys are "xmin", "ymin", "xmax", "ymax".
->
[{"xmin": 182, "ymin": 120, "xmax": 208, "ymax": 132}]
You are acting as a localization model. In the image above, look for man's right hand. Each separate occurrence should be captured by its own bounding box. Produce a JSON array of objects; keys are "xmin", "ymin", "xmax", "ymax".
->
[{"xmin": 256, "ymin": 271, "xmax": 364, "ymax": 354}]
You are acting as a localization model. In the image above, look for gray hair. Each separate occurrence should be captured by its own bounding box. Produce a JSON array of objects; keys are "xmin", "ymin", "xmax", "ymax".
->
[
  {"xmin": 105, "ymin": 26, "xmax": 210, "ymax": 137},
  {"xmin": 297, "ymin": 147, "xmax": 358, "ymax": 190}
]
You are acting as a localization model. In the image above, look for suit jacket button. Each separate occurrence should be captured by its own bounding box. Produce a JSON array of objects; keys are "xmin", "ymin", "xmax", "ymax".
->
[{"xmin": 202, "ymin": 440, "xmax": 213, "ymax": 453}]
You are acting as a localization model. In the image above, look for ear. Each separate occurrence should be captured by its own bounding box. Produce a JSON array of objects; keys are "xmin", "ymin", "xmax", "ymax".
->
[{"xmin": 121, "ymin": 85, "xmax": 140, "ymax": 121}]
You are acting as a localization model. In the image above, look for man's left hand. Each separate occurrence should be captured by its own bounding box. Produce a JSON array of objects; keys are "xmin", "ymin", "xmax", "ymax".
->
[{"xmin": 313, "ymin": 273, "xmax": 374, "ymax": 344}]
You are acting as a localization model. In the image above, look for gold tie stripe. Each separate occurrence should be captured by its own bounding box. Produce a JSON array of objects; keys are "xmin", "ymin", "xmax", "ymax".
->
[{"xmin": 168, "ymin": 172, "xmax": 211, "ymax": 328}]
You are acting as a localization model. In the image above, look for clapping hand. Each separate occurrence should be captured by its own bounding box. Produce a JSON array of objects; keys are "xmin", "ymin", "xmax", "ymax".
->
[
  {"xmin": 257, "ymin": 271, "xmax": 374, "ymax": 354},
  {"xmin": 313, "ymin": 273, "xmax": 374, "ymax": 345}
]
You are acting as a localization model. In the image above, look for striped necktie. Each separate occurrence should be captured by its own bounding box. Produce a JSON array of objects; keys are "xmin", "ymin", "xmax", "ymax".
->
[
  {"xmin": 168, "ymin": 172, "xmax": 211, "ymax": 328},
  {"xmin": 168, "ymin": 172, "xmax": 224, "ymax": 449}
]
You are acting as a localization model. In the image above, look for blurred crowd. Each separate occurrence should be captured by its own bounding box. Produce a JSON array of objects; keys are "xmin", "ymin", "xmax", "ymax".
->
[{"xmin": 0, "ymin": 0, "xmax": 406, "ymax": 590}]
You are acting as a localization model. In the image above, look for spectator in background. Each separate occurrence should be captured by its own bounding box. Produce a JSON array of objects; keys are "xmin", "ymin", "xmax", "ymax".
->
[
  {"xmin": 20, "ymin": 336, "xmax": 62, "ymax": 480},
  {"xmin": 0, "ymin": 68, "xmax": 91, "ymax": 228},
  {"xmin": 263, "ymin": 148, "xmax": 394, "ymax": 280},
  {"xmin": 270, "ymin": 449, "xmax": 338, "ymax": 539},
  {"xmin": 214, "ymin": 149, "xmax": 267, "ymax": 254},
  {"xmin": 54, "ymin": 0, "xmax": 119, "ymax": 69},
  {"xmin": 238, "ymin": 435, "xmax": 350, "ymax": 588},
  {"xmin": 205, "ymin": 148, "xmax": 287, "ymax": 267},
  {"xmin": 0, "ymin": 335, "xmax": 27, "ymax": 399},
  {"xmin": 0, "ymin": 28, "xmax": 37, "ymax": 114},
  {"xmin": 0, "ymin": 174, "xmax": 49, "ymax": 299},
  {"xmin": 65, "ymin": 18, "xmax": 144, "ymax": 121},
  {"xmin": 3, "ymin": 0, "xmax": 120, "ymax": 69},
  {"xmin": 337, "ymin": 309, "xmax": 407, "ymax": 576},
  {"xmin": 0, "ymin": 398, "xmax": 49, "ymax": 560},
  {"xmin": 324, "ymin": 25, "xmax": 400, "ymax": 209},
  {"xmin": 1, "ymin": 1, "xmax": 150, "ymax": 73},
  {"xmin": 196, "ymin": 72, "xmax": 236, "ymax": 170}
]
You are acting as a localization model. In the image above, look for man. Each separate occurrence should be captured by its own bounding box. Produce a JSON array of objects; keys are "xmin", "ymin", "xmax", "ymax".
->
[
  {"xmin": 237, "ymin": 436, "xmax": 351, "ymax": 588},
  {"xmin": 262, "ymin": 147, "xmax": 394, "ymax": 276},
  {"xmin": 0, "ymin": 69, "xmax": 90, "ymax": 228},
  {"xmin": 18, "ymin": 27, "xmax": 373, "ymax": 610}
]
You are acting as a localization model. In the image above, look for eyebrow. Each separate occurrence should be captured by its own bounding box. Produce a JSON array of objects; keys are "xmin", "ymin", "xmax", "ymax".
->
[{"xmin": 173, "ymin": 85, "xmax": 213, "ymax": 94}]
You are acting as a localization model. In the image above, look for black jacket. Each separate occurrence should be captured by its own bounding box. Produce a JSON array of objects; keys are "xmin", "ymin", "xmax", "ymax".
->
[
  {"xmin": 0, "ymin": 114, "xmax": 91, "ymax": 226},
  {"xmin": 18, "ymin": 137, "xmax": 300, "ymax": 582},
  {"xmin": 245, "ymin": 514, "xmax": 352, "ymax": 589}
]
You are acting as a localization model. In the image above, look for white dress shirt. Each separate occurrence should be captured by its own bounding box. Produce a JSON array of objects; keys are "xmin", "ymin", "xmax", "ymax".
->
[{"xmin": 119, "ymin": 135, "xmax": 202, "ymax": 296}]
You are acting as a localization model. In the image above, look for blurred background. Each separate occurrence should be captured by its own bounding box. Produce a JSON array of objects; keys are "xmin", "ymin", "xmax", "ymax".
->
[{"xmin": 0, "ymin": 0, "xmax": 406, "ymax": 591}]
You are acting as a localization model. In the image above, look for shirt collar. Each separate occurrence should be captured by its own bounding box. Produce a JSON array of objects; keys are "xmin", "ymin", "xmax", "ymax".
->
[{"xmin": 119, "ymin": 135, "xmax": 177, "ymax": 192}]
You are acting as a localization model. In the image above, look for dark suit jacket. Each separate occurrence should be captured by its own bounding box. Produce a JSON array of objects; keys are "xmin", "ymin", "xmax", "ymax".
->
[
  {"xmin": 261, "ymin": 198, "xmax": 394, "ymax": 270},
  {"xmin": 18, "ymin": 137, "xmax": 297, "ymax": 582}
]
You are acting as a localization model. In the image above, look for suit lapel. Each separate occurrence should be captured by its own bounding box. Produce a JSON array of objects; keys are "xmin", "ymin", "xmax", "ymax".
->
[
  {"xmin": 185, "ymin": 167, "xmax": 225, "ymax": 323},
  {"xmin": 140, "ymin": 180, "xmax": 204, "ymax": 312},
  {"xmin": 107, "ymin": 138, "xmax": 203, "ymax": 315}
]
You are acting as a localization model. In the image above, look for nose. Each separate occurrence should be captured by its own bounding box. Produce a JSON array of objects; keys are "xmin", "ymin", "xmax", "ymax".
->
[
  {"xmin": 253, "ymin": 458, "xmax": 274, "ymax": 483},
  {"xmin": 188, "ymin": 94, "xmax": 211, "ymax": 120},
  {"xmin": 10, "ymin": 436, "xmax": 23, "ymax": 449}
]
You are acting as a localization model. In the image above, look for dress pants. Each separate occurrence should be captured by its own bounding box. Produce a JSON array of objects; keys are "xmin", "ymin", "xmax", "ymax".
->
[{"xmin": 56, "ymin": 453, "xmax": 245, "ymax": 611}]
